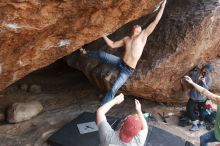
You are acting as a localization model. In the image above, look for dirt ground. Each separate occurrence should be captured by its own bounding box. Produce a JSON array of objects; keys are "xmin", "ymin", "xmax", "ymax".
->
[{"xmin": 0, "ymin": 60, "xmax": 217, "ymax": 146}]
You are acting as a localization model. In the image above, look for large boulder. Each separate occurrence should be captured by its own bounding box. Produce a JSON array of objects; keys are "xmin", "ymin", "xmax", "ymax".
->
[
  {"xmin": 7, "ymin": 101, "xmax": 43, "ymax": 123},
  {"xmin": 210, "ymin": 58, "xmax": 220, "ymax": 93},
  {"xmin": 0, "ymin": 0, "xmax": 161, "ymax": 90},
  {"xmin": 67, "ymin": 0, "xmax": 220, "ymax": 103}
]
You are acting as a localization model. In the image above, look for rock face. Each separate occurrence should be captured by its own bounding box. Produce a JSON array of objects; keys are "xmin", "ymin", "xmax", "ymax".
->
[
  {"xmin": 210, "ymin": 58, "xmax": 220, "ymax": 93},
  {"xmin": 7, "ymin": 101, "xmax": 43, "ymax": 123},
  {"xmin": 67, "ymin": 0, "xmax": 220, "ymax": 103},
  {"xmin": 29, "ymin": 84, "xmax": 42, "ymax": 94},
  {"xmin": 0, "ymin": 0, "xmax": 161, "ymax": 90}
]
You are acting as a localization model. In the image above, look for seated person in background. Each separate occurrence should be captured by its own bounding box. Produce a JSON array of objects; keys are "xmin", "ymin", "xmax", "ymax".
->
[
  {"xmin": 186, "ymin": 64, "xmax": 213, "ymax": 131},
  {"xmin": 96, "ymin": 93, "xmax": 148, "ymax": 146},
  {"xmin": 185, "ymin": 75, "xmax": 220, "ymax": 146}
]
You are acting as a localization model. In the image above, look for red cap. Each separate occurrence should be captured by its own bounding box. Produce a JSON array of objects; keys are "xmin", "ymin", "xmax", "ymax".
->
[
  {"xmin": 206, "ymin": 104, "xmax": 212, "ymax": 109},
  {"xmin": 119, "ymin": 115, "xmax": 142, "ymax": 143}
]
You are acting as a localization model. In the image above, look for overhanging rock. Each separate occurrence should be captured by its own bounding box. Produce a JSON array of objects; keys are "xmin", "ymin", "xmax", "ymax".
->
[
  {"xmin": 67, "ymin": 0, "xmax": 220, "ymax": 103},
  {"xmin": 0, "ymin": 0, "xmax": 161, "ymax": 90}
]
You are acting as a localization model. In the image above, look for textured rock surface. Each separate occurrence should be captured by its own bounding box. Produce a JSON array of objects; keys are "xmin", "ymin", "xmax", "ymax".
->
[
  {"xmin": 67, "ymin": 0, "xmax": 220, "ymax": 103},
  {"xmin": 29, "ymin": 84, "xmax": 42, "ymax": 93},
  {"xmin": 0, "ymin": 0, "xmax": 161, "ymax": 90},
  {"xmin": 0, "ymin": 63, "xmax": 202, "ymax": 145},
  {"xmin": 211, "ymin": 58, "xmax": 220, "ymax": 93},
  {"xmin": 7, "ymin": 101, "xmax": 43, "ymax": 123}
]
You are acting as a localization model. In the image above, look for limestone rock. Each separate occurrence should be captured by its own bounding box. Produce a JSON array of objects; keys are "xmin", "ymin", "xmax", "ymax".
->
[
  {"xmin": 20, "ymin": 83, "xmax": 28, "ymax": 92},
  {"xmin": 7, "ymin": 101, "xmax": 43, "ymax": 123},
  {"xmin": 0, "ymin": 112, "xmax": 5, "ymax": 121},
  {"xmin": 210, "ymin": 58, "xmax": 220, "ymax": 93},
  {"xmin": 67, "ymin": 0, "xmax": 220, "ymax": 103},
  {"xmin": 0, "ymin": 0, "xmax": 161, "ymax": 90},
  {"xmin": 0, "ymin": 64, "xmax": 2, "ymax": 75},
  {"xmin": 29, "ymin": 84, "xmax": 42, "ymax": 94}
]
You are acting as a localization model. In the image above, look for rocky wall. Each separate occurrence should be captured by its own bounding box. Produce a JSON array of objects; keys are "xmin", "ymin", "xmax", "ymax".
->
[
  {"xmin": 67, "ymin": 0, "xmax": 220, "ymax": 103},
  {"xmin": 0, "ymin": 0, "xmax": 161, "ymax": 90}
]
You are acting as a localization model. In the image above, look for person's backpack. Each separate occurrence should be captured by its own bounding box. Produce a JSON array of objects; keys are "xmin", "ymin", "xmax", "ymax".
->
[{"xmin": 178, "ymin": 116, "xmax": 190, "ymax": 127}]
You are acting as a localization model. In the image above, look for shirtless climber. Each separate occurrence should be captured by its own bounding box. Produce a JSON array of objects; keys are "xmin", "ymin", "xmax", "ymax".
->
[{"xmin": 81, "ymin": 0, "xmax": 167, "ymax": 105}]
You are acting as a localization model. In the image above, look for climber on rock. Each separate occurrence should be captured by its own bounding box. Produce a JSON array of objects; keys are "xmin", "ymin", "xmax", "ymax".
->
[{"xmin": 80, "ymin": 0, "xmax": 167, "ymax": 105}]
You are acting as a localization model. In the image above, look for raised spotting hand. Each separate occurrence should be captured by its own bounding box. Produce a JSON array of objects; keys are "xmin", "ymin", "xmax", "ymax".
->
[
  {"xmin": 135, "ymin": 99, "xmax": 142, "ymax": 113},
  {"xmin": 115, "ymin": 93, "xmax": 124, "ymax": 105},
  {"xmin": 184, "ymin": 76, "xmax": 193, "ymax": 84}
]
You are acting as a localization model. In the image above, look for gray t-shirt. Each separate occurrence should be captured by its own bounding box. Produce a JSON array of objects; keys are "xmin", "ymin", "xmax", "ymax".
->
[{"xmin": 98, "ymin": 121, "xmax": 148, "ymax": 146}]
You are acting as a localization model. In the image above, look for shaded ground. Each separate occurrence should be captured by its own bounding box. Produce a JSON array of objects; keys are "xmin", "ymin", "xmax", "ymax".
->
[{"xmin": 0, "ymin": 60, "xmax": 216, "ymax": 146}]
